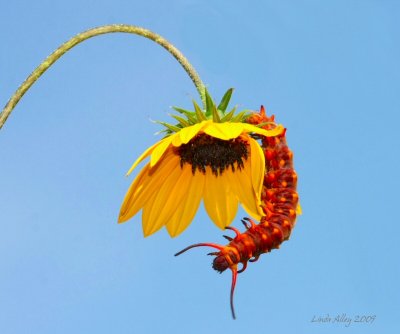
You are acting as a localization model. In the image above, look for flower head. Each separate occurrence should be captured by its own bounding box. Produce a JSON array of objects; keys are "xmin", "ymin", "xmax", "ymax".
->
[{"xmin": 118, "ymin": 89, "xmax": 284, "ymax": 237}]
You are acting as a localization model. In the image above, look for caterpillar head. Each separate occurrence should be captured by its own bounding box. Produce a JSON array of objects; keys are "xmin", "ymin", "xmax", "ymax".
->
[{"xmin": 212, "ymin": 254, "xmax": 230, "ymax": 273}]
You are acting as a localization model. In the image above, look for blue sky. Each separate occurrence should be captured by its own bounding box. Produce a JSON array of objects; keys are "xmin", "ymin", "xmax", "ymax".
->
[{"xmin": 1, "ymin": 0, "xmax": 399, "ymax": 333}]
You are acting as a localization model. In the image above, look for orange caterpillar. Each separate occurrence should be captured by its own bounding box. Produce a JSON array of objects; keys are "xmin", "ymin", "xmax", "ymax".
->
[{"xmin": 175, "ymin": 106, "xmax": 300, "ymax": 318}]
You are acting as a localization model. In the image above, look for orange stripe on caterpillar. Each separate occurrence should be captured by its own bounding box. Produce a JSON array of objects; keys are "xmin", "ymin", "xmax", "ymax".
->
[{"xmin": 175, "ymin": 106, "xmax": 300, "ymax": 319}]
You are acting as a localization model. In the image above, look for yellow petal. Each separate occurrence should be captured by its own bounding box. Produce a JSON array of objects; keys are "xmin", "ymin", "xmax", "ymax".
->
[
  {"xmin": 126, "ymin": 140, "xmax": 160, "ymax": 176},
  {"xmin": 119, "ymin": 163, "xmax": 151, "ymax": 223},
  {"xmin": 150, "ymin": 137, "xmax": 172, "ymax": 167},
  {"xmin": 248, "ymin": 137, "xmax": 265, "ymax": 197},
  {"xmin": 166, "ymin": 165, "xmax": 205, "ymax": 237},
  {"xmin": 202, "ymin": 122, "xmax": 284, "ymax": 141},
  {"xmin": 118, "ymin": 150, "xmax": 178, "ymax": 222},
  {"xmin": 203, "ymin": 122, "xmax": 244, "ymax": 140},
  {"xmin": 224, "ymin": 184, "xmax": 240, "ymax": 227},
  {"xmin": 226, "ymin": 162, "xmax": 264, "ymax": 220},
  {"xmin": 241, "ymin": 123, "xmax": 285, "ymax": 137},
  {"xmin": 296, "ymin": 203, "xmax": 302, "ymax": 215},
  {"xmin": 140, "ymin": 192, "xmax": 161, "ymax": 236},
  {"xmin": 203, "ymin": 167, "xmax": 239, "ymax": 229},
  {"xmin": 142, "ymin": 156, "xmax": 183, "ymax": 236},
  {"xmin": 171, "ymin": 121, "xmax": 209, "ymax": 146}
]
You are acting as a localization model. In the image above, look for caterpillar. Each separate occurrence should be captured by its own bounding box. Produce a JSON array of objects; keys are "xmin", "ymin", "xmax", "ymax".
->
[{"xmin": 175, "ymin": 106, "xmax": 300, "ymax": 319}]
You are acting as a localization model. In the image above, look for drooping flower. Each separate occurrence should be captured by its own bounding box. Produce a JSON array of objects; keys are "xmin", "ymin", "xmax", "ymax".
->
[{"xmin": 118, "ymin": 89, "xmax": 284, "ymax": 237}]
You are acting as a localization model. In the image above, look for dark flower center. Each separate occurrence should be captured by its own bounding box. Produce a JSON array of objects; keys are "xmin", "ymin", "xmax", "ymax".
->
[{"xmin": 176, "ymin": 134, "xmax": 249, "ymax": 176}]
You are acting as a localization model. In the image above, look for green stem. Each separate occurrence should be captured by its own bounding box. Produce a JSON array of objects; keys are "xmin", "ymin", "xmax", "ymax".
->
[{"xmin": 0, "ymin": 24, "xmax": 206, "ymax": 130}]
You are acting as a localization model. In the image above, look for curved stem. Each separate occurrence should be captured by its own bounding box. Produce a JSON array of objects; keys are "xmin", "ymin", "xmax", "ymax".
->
[{"xmin": 0, "ymin": 24, "xmax": 206, "ymax": 130}]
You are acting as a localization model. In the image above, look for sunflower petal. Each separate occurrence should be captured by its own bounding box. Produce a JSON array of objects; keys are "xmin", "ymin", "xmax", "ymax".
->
[
  {"xmin": 142, "ymin": 156, "xmax": 183, "ymax": 236},
  {"xmin": 166, "ymin": 165, "xmax": 205, "ymax": 237},
  {"xmin": 225, "ymin": 185, "xmax": 239, "ymax": 227},
  {"xmin": 248, "ymin": 137, "xmax": 265, "ymax": 197},
  {"xmin": 226, "ymin": 162, "xmax": 264, "ymax": 220},
  {"xmin": 140, "ymin": 193, "xmax": 162, "ymax": 236},
  {"xmin": 126, "ymin": 140, "xmax": 161, "ymax": 176},
  {"xmin": 203, "ymin": 122, "xmax": 244, "ymax": 140},
  {"xmin": 296, "ymin": 203, "xmax": 302, "ymax": 215},
  {"xmin": 119, "ymin": 163, "xmax": 151, "ymax": 223},
  {"xmin": 172, "ymin": 121, "xmax": 209, "ymax": 146},
  {"xmin": 241, "ymin": 123, "xmax": 284, "ymax": 137},
  {"xmin": 166, "ymin": 209, "xmax": 185, "ymax": 238},
  {"xmin": 118, "ymin": 150, "xmax": 178, "ymax": 222},
  {"xmin": 203, "ymin": 167, "xmax": 239, "ymax": 229},
  {"xmin": 150, "ymin": 137, "xmax": 172, "ymax": 167}
]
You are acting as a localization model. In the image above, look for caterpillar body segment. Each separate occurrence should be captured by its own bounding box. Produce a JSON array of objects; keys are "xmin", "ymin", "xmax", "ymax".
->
[{"xmin": 175, "ymin": 106, "xmax": 300, "ymax": 319}]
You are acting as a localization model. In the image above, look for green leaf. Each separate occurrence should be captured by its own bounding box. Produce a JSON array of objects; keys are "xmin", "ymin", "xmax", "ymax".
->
[
  {"xmin": 220, "ymin": 105, "xmax": 237, "ymax": 122},
  {"xmin": 204, "ymin": 89, "xmax": 214, "ymax": 117},
  {"xmin": 193, "ymin": 100, "xmax": 207, "ymax": 121},
  {"xmin": 170, "ymin": 114, "xmax": 190, "ymax": 127},
  {"xmin": 217, "ymin": 88, "xmax": 234, "ymax": 112},
  {"xmin": 212, "ymin": 104, "xmax": 221, "ymax": 122}
]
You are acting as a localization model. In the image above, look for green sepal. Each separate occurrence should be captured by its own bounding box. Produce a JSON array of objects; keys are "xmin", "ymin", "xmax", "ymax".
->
[
  {"xmin": 220, "ymin": 105, "xmax": 237, "ymax": 122},
  {"xmin": 193, "ymin": 100, "xmax": 207, "ymax": 121},
  {"xmin": 217, "ymin": 88, "xmax": 234, "ymax": 113},
  {"xmin": 231, "ymin": 109, "xmax": 251, "ymax": 122},
  {"xmin": 172, "ymin": 106, "xmax": 198, "ymax": 124},
  {"xmin": 162, "ymin": 88, "xmax": 255, "ymax": 134},
  {"xmin": 170, "ymin": 114, "xmax": 190, "ymax": 127},
  {"xmin": 204, "ymin": 89, "xmax": 214, "ymax": 117},
  {"xmin": 254, "ymin": 121, "xmax": 276, "ymax": 128},
  {"xmin": 212, "ymin": 104, "xmax": 221, "ymax": 122},
  {"xmin": 156, "ymin": 121, "xmax": 181, "ymax": 133},
  {"xmin": 154, "ymin": 128, "xmax": 170, "ymax": 136}
]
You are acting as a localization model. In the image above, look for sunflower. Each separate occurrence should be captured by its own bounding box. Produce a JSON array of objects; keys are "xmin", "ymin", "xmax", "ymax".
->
[{"xmin": 118, "ymin": 89, "xmax": 284, "ymax": 237}]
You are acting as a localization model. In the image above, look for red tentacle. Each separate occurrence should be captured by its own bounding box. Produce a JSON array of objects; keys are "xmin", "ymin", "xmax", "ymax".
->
[{"xmin": 230, "ymin": 267, "xmax": 238, "ymax": 319}]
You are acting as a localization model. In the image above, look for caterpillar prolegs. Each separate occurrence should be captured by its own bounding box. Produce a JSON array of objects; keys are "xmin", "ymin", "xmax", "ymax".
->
[{"xmin": 175, "ymin": 106, "xmax": 300, "ymax": 319}]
